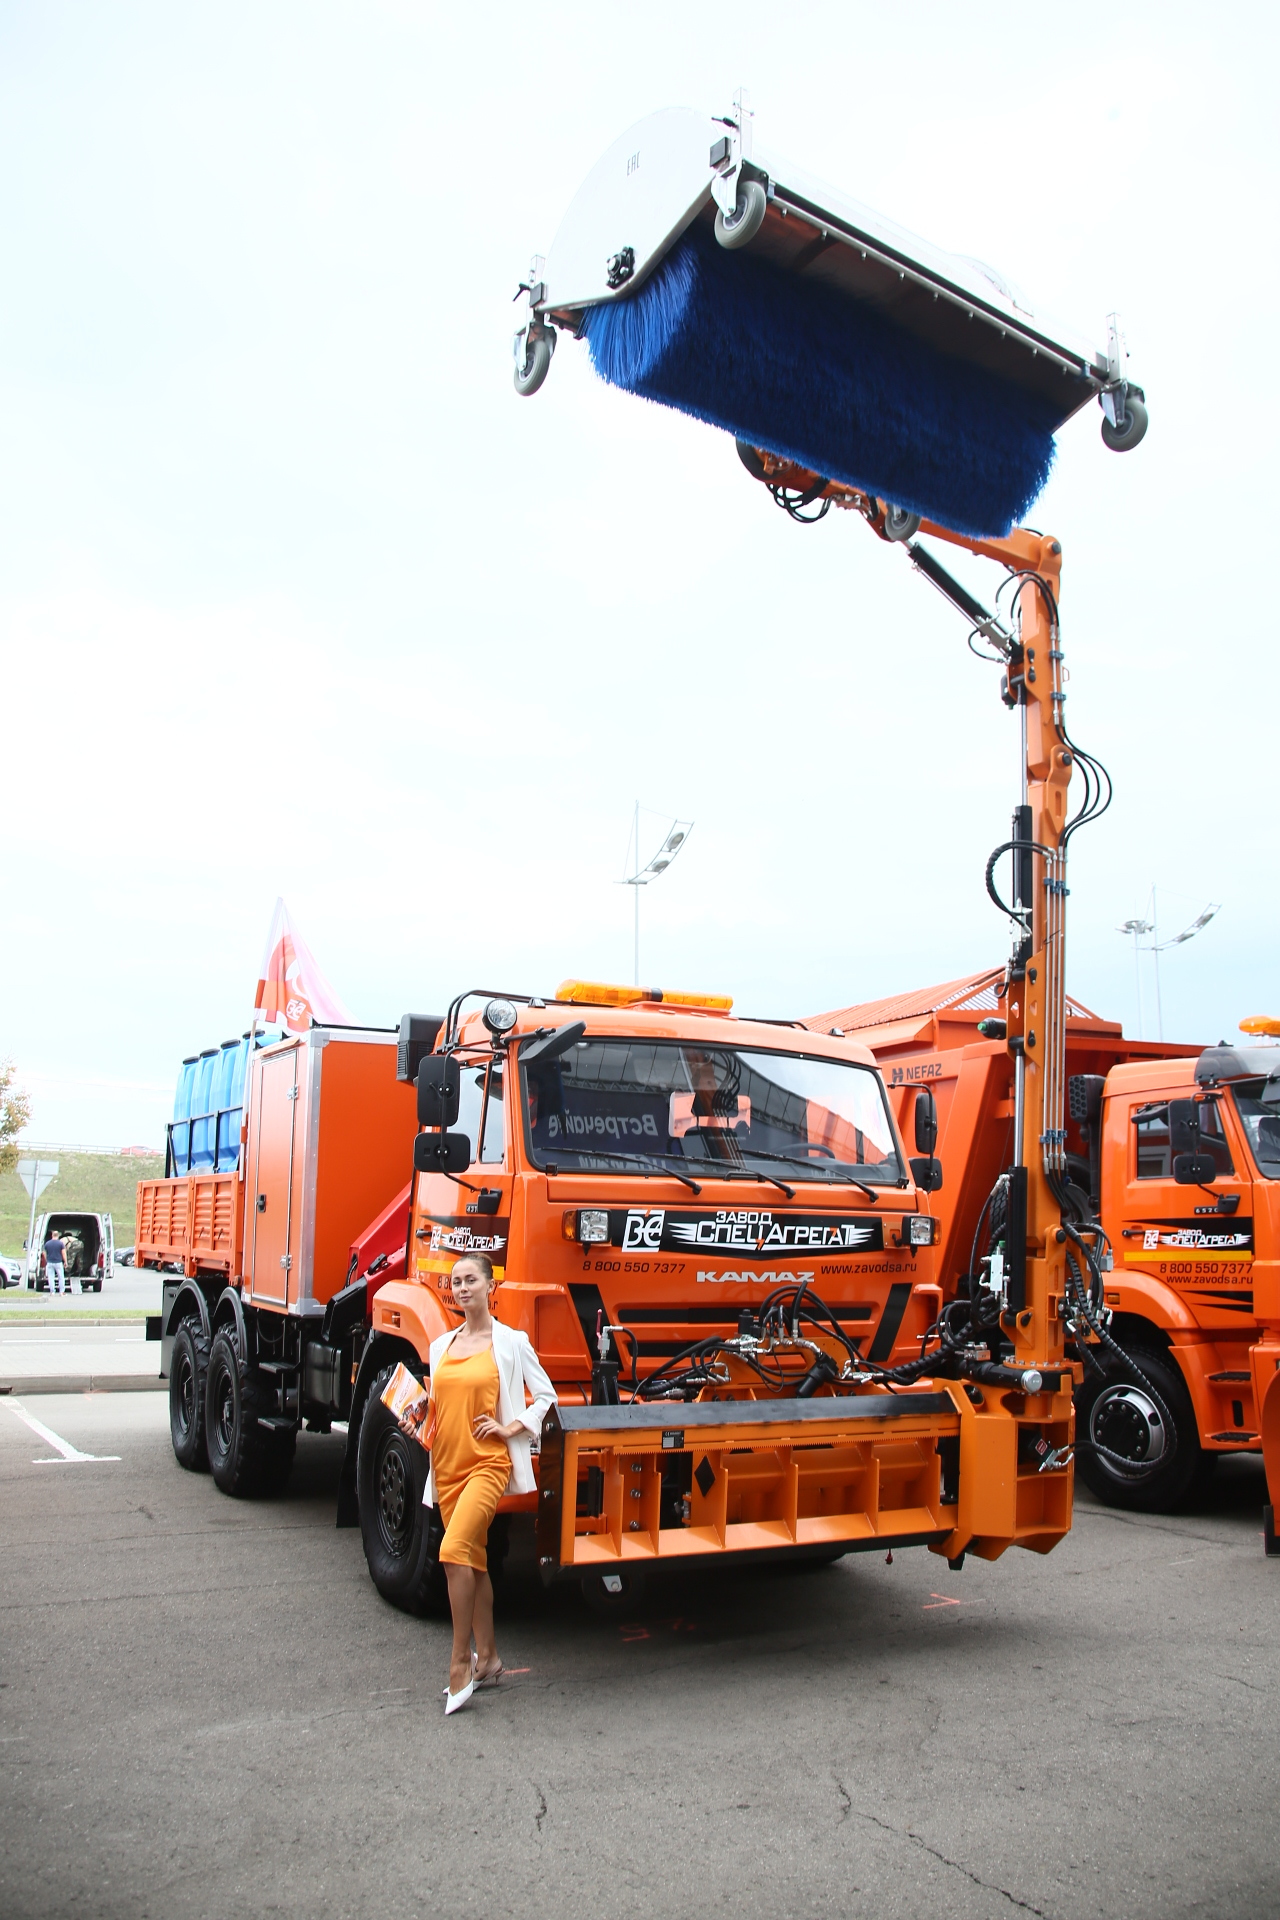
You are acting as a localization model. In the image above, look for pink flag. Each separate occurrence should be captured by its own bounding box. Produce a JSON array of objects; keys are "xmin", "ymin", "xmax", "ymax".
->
[{"xmin": 254, "ymin": 898, "xmax": 353, "ymax": 1033}]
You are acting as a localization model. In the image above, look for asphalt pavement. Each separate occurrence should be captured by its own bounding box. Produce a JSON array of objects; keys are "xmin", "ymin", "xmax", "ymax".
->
[{"xmin": 1, "ymin": 1392, "xmax": 1277, "ymax": 1919}]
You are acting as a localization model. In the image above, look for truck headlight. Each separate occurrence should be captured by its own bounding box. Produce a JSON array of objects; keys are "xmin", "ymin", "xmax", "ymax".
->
[
  {"xmin": 904, "ymin": 1215, "xmax": 938, "ymax": 1247},
  {"xmin": 564, "ymin": 1208, "xmax": 610, "ymax": 1244}
]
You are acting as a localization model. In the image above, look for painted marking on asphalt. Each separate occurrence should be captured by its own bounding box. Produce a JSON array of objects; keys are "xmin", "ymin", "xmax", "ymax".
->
[
  {"xmin": 922, "ymin": 1593, "xmax": 970, "ymax": 1610},
  {"xmin": 3, "ymin": 1400, "xmax": 121, "ymax": 1464}
]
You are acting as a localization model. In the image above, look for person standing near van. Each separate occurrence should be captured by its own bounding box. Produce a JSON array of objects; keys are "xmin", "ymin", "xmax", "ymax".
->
[
  {"xmin": 62, "ymin": 1228, "xmax": 84, "ymax": 1285},
  {"xmin": 44, "ymin": 1230, "xmax": 66, "ymax": 1295}
]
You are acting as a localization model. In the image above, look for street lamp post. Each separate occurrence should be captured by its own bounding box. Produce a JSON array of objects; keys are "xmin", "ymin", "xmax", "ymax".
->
[
  {"xmin": 1118, "ymin": 890, "xmax": 1219, "ymax": 1041},
  {"xmin": 1117, "ymin": 917, "xmax": 1152, "ymax": 1038},
  {"xmin": 622, "ymin": 803, "xmax": 693, "ymax": 986}
]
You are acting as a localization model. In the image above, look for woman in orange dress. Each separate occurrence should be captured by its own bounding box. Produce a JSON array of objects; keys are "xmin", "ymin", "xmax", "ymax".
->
[{"xmin": 426, "ymin": 1252, "xmax": 556, "ymax": 1714}]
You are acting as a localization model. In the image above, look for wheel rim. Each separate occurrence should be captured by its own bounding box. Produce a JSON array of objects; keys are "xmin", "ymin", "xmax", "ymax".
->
[
  {"xmin": 375, "ymin": 1433, "xmax": 411, "ymax": 1556},
  {"xmin": 212, "ymin": 1358, "xmax": 236, "ymax": 1454},
  {"xmin": 1089, "ymin": 1383, "xmax": 1168, "ymax": 1476},
  {"xmin": 173, "ymin": 1345, "xmax": 194, "ymax": 1440}
]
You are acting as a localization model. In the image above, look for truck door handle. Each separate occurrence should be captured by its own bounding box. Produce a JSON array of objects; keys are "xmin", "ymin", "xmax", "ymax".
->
[{"xmin": 257, "ymin": 1194, "xmax": 267, "ymax": 1212}]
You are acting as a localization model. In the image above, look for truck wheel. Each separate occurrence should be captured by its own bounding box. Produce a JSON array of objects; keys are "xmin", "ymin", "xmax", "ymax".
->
[
  {"xmin": 169, "ymin": 1319, "xmax": 210, "ymax": 1472},
  {"xmin": 205, "ymin": 1325, "xmax": 276, "ymax": 1497},
  {"xmin": 357, "ymin": 1364, "xmax": 448, "ymax": 1616},
  {"xmin": 1075, "ymin": 1346, "xmax": 1200, "ymax": 1512}
]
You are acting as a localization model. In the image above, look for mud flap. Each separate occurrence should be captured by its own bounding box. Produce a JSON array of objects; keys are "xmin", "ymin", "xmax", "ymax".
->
[{"xmin": 1261, "ymin": 1369, "xmax": 1280, "ymax": 1557}]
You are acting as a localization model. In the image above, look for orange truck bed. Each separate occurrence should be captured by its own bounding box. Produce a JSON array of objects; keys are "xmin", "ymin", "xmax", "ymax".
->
[{"xmin": 137, "ymin": 1170, "xmax": 241, "ymax": 1277}]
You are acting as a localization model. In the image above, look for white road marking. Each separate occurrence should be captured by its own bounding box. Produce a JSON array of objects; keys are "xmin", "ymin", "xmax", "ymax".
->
[{"xmin": 4, "ymin": 1400, "xmax": 120, "ymax": 1464}]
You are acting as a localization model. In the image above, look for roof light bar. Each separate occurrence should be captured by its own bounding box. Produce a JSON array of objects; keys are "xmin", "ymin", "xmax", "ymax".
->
[{"xmin": 556, "ymin": 979, "xmax": 734, "ymax": 1013}]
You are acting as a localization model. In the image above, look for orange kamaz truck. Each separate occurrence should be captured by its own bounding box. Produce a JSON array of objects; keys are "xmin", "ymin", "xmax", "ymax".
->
[
  {"xmin": 140, "ymin": 978, "xmax": 1081, "ymax": 1610},
  {"xmin": 815, "ymin": 972, "xmax": 1280, "ymax": 1534}
]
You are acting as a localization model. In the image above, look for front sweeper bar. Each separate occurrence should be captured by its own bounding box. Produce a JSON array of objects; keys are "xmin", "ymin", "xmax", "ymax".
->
[
  {"xmin": 535, "ymin": 1383, "xmax": 1074, "ymax": 1581},
  {"xmin": 515, "ymin": 101, "xmax": 1147, "ymax": 538}
]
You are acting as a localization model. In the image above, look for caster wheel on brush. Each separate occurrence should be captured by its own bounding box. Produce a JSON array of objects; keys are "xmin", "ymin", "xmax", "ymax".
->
[
  {"xmin": 1075, "ymin": 1346, "xmax": 1199, "ymax": 1512},
  {"xmin": 882, "ymin": 505, "xmax": 921, "ymax": 542},
  {"xmin": 1101, "ymin": 393, "xmax": 1148, "ymax": 451},
  {"xmin": 169, "ymin": 1319, "xmax": 210, "ymax": 1471},
  {"xmin": 513, "ymin": 330, "xmax": 553, "ymax": 397},
  {"xmin": 357, "ymin": 1364, "xmax": 448, "ymax": 1616},
  {"xmin": 714, "ymin": 179, "xmax": 767, "ymax": 250}
]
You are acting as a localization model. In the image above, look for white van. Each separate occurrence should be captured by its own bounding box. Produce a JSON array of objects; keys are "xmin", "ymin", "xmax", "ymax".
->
[{"xmin": 27, "ymin": 1212, "xmax": 115, "ymax": 1292}]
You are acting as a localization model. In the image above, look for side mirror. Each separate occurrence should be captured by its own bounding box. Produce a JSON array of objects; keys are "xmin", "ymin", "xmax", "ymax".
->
[
  {"xmin": 910, "ymin": 1155, "xmax": 944, "ymax": 1193},
  {"xmin": 913, "ymin": 1088, "xmax": 938, "ymax": 1155},
  {"xmin": 1168, "ymin": 1099, "xmax": 1202, "ymax": 1158},
  {"xmin": 1173, "ymin": 1152, "xmax": 1217, "ymax": 1186},
  {"xmin": 417, "ymin": 1054, "xmax": 460, "ymax": 1128},
  {"xmin": 414, "ymin": 1131, "xmax": 470, "ymax": 1175},
  {"xmin": 519, "ymin": 1020, "xmax": 587, "ymax": 1071}
]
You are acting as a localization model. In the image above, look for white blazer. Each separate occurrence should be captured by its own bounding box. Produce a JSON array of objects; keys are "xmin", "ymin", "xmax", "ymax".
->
[{"xmin": 423, "ymin": 1318, "xmax": 557, "ymax": 1507}]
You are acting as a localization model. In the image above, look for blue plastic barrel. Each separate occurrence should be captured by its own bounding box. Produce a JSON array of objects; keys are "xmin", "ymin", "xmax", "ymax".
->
[
  {"xmin": 213, "ymin": 1039, "xmax": 240, "ymax": 1170},
  {"xmin": 171, "ymin": 1056, "xmax": 199, "ymax": 1174},
  {"xmin": 189, "ymin": 1049, "xmax": 219, "ymax": 1170}
]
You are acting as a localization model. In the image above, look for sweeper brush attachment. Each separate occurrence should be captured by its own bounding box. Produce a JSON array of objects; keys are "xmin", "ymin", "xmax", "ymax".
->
[{"xmin": 516, "ymin": 103, "xmax": 1148, "ymax": 537}]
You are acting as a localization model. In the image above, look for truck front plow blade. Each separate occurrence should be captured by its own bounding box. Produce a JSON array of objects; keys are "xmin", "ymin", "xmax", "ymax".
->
[{"xmin": 536, "ymin": 1393, "xmax": 965, "ymax": 1574}]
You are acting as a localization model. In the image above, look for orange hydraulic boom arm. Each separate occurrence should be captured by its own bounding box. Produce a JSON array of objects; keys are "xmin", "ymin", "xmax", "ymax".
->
[{"xmin": 745, "ymin": 453, "xmax": 1080, "ymax": 1387}]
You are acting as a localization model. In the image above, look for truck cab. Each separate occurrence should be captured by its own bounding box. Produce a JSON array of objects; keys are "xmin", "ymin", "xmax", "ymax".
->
[
  {"xmin": 1077, "ymin": 1046, "xmax": 1280, "ymax": 1506},
  {"xmin": 371, "ymin": 982, "xmax": 943, "ymax": 1398}
]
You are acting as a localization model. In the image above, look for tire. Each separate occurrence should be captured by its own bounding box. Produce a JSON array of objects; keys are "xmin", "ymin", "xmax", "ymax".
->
[
  {"xmin": 883, "ymin": 505, "xmax": 921, "ymax": 542},
  {"xmin": 356, "ymin": 1363, "xmax": 448, "ymax": 1616},
  {"xmin": 169, "ymin": 1319, "xmax": 210, "ymax": 1472},
  {"xmin": 205, "ymin": 1324, "xmax": 290, "ymax": 1497},
  {"xmin": 714, "ymin": 178, "xmax": 768, "ymax": 250},
  {"xmin": 1075, "ymin": 1345, "xmax": 1200, "ymax": 1512},
  {"xmin": 513, "ymin": 330, "xmax": 552, "ymax": 397},
  {"xmin": 580, "ymin": 1566, "xmax": 647, "ymax": 1615},
  {"xmin": 1101, "ymin": 393, "xmax": 1148, "ymax": 452}
]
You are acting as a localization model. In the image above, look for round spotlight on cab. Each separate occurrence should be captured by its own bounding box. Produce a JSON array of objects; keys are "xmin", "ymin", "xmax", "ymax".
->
[{"xmin": 483, "ymin": 998, "xmax": 518, "ymax": 1037}]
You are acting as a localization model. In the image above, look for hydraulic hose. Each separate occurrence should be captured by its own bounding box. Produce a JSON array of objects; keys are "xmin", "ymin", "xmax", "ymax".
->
[{"xmin": 1063, "ymin": 1241, "xmax": 1179, "ymax": 1477}]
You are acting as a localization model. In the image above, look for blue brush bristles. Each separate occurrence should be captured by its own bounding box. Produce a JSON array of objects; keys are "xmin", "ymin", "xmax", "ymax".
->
[{"xmin": 581, "ymin": 230, "xmax": 1057, "ymax": 538}]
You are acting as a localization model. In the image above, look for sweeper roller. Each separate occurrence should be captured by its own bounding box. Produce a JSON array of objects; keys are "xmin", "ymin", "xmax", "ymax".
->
[{"xmin": 515, "ymin": 101, "xmax": 1147, "ymax": 537}]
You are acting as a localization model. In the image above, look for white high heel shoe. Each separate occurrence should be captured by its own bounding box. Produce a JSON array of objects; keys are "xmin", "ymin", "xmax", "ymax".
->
[
  {"xmin": 444, "ymin": 1676, "xmax": 475, "ymax": 1715},
  {"xmin": 445, "ymin": 1654, "xmax": 477, "ymax": 1715}
]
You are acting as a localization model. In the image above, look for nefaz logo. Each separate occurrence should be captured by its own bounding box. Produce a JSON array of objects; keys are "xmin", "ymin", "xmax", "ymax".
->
[
  {"xmin": 613, "ymin": 1208, "xmax": 883, "ymax": 1257},
  {"xmin": 889, "ymin": 1059, "xmax": 943, "ymax": 1086}
]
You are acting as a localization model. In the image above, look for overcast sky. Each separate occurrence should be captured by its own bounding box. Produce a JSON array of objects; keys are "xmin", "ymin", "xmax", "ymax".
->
[{"xmin": 2, "ymin": 1, "xmax": 1276, "ymax": 1146}]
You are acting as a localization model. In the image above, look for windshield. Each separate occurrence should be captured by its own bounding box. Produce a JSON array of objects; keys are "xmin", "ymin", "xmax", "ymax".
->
[
  {"xmin": 521, "ymin": 1037, "xmax": 904, "ymax": 1185},
  {"xmin": 1231, "ymin": 1079, "xmax": 1280, "ymax": 1180}
]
